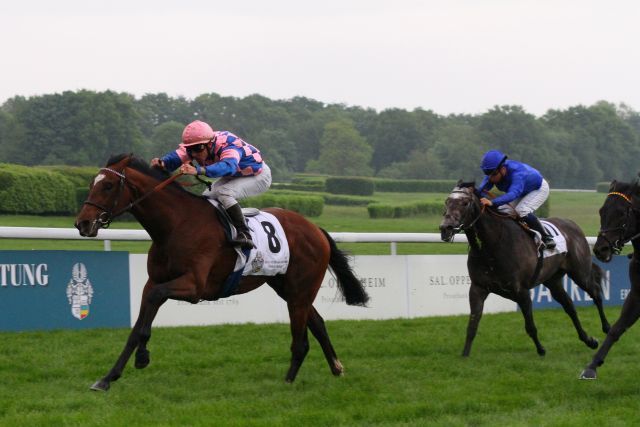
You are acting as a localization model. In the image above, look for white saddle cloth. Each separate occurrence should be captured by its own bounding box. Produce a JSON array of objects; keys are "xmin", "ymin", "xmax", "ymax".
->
[
  {"xmin": 536, "ymin": 220, "xmax": 568, "ymax": 258},
  {"xmin": 241, "ymin": 212, "xmax": 290, "ymax": 276},
  {"xmin": 206, "ymin": 199, "xmax": 289, "ymax": 276}
]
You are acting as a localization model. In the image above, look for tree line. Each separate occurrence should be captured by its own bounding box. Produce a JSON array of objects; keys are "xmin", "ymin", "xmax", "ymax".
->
[{"xmin": 1, "ymin": 90, "xmax": 638, "ymax": 188}]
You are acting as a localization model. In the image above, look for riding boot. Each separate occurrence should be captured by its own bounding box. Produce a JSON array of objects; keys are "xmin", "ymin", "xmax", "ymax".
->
[
  {"xmin": 225, "ymin": 203, "xmax": 256, "ymax": 249},
  {"xmin": 523, "ymin": 213, "xmax": 556, "ymax": 249}
]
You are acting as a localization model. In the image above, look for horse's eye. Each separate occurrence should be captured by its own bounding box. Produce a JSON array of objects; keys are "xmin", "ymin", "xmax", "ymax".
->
[{"xmin": 103, "ymin": 182, "xmax": 114, "ymax": 191}]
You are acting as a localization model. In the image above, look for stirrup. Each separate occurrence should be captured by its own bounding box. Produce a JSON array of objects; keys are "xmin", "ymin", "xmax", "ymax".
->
[{"xmin": 231, "ymin": 232, "xmax": 256, "ymax": 249}]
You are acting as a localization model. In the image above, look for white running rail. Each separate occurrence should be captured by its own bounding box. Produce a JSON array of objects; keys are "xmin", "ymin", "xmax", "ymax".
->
[{"xmin": 0, "ymin": 226, "xmax": 600, "ymax": 254}]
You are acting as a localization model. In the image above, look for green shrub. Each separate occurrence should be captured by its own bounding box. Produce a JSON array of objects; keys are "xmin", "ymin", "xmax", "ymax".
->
[
  {"xmin": 45, "ymin": 165, "xmax": 98, "ymax": 188},
  {"xmin": 323, "ymin": 194, "xmax": 376, "ymax": 206},
  {"xmin": 0, "ymin": 164, "xmax": 77, "ymax": 214},
  {"xmin": 367, "ymin": 200, "xmax": 444, "ymax": 219},
  {"xmin": 243, "ymin": 193, "xmax": 324, "ymax": 217},
  {"xmin": 271, "ymin": 182, "xmax": 325, "ymax": 192},
  {"xmin": 325, "ymin": 177, "xmax": 375, "ymax": 196},
  {"xmin": 596, "ymin": 182, "xmax": 611, "ymax": 193},
  {"xmin": 291, "ymin": 175, "xmax": 327, "ymax": 186},
  {"xmin": 374, "ymin": 178, "xmax": 458, "ymax": 193},
  {"xmin": 367, "ymin": 203, "xmax": 395, "ymax": 218}
]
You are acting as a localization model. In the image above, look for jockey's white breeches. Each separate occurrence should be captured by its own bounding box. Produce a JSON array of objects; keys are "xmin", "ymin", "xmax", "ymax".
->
[
  {"xmin": 497, "ymin": 179, "xmax": 550, "ymax": 218},
  {"xmin": 202, "ymin": 163, "xmax": 272, "ymax": 209}
]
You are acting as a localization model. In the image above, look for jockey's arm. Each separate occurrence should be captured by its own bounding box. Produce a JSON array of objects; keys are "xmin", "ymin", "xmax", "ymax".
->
[
  {"xmin": 492, "ymin": 174, "xmax": 526, "ymax": 206},
  {"xmin": 160, "ymin": 151, "xmax": 183, "ymax": 172},
  {"xmin": 200, "ymin": 148, "xmax": 241, "ymax": 178}
]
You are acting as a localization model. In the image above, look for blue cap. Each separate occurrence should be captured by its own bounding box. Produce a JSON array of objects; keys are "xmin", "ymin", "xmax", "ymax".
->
[{"xmin": 481, "ymin": 150, "xmax": 508, "ymax": 175}]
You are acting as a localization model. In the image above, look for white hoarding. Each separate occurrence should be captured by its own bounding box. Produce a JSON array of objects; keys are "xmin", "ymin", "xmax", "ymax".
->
[
  {"xmin": 128, "ymin": 254, "xmax": 517, "ymax": 327},
  {"xmin": 407, "ymin": 255, "xmax": 516, "ymax": 317}
]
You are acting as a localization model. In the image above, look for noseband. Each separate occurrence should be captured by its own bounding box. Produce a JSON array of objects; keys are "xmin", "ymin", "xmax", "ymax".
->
[{"xmin": 598, "ymin": 191, "xmax": 640, "ymax": 253}]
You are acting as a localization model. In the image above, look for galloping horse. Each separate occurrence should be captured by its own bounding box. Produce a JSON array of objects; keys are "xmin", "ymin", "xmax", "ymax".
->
[
  {"xmin": 439, "ymin": 182, "xmax": 610, "ymax": 357},
  {"xmin": 581, "ymin": 179, "xmax": 640, "ymax": 379},
  {"xmin": 75, "ymin": 154, "xmax": 369, "ymax": 390}
]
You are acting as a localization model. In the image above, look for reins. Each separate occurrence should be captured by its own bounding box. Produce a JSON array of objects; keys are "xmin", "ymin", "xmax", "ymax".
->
[{"xmin": 83, "ymin": 167, "xmax": 184, "ymax": 228}]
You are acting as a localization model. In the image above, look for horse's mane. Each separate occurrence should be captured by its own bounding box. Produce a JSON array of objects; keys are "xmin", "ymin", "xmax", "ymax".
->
[{"xmin": 106, "ymin": 153, "xmax": 200, "ymax": 196}]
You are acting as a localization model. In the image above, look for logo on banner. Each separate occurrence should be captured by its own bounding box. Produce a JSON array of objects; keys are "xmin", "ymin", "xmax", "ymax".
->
[
  {"xmin": 66, "ymin": 263, "xmax": 94, "ymax": 320},
  {"xmin": 251, "ymin": 251, "xmax": 265, "ymax": 273}
]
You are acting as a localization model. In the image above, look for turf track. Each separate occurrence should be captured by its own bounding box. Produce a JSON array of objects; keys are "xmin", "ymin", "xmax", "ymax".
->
[{"xmin": 1, "ymin": 307, "xmax": 638, "ymax": 426}]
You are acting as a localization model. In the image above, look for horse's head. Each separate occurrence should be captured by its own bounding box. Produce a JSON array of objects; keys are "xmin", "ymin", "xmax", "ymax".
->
[
  {"xmin": 439, "ymin": 181, "xmax": 480, "ymax": 242},
  {"xmin": 75, "ymin": 154, "xmax": 136, "ymax": 237},
  {"xmin": 593, "ymin": 177, "xmax": 640, "ymax": 262}
]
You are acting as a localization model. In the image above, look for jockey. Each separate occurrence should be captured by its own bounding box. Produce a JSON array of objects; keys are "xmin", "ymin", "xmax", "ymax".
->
[
  {"xmin": 477, "ymin": 150, "xmax": 556, "ymax": 249},
  {"xmin": 150, "ymin": 120, "xmax": 271, "ymax": 249}
]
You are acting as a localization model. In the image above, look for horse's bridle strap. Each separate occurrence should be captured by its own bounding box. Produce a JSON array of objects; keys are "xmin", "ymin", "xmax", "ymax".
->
[{"xmin": 608, "ymin": 192, "xmax": 632, "ymax": 204}]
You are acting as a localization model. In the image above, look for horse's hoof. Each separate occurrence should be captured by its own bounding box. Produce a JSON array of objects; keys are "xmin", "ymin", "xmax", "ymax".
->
[
  {"xmin": 135, "ymin": 350, "xmax": 150, "ymax": 369},
  {"xmin": 587, "ymin": 338, "xmax": 599, "ymax": 349},
  {"xmin": 90, "ymin": 379, "xmax": 110, "ymax": 391},
  {"xmin": 331, "ymin": 359, "xmax": 344, "ymax": 376},
  {"xmin": 135, "ymin": 358, "xmax": 150, "ymax": 369},
  {"xmin": 579, "ymin": 368, "xmax": 597, "ymax": 380},
  {"xmin": 537, "ymin": 348, "xmax": 546, "ymax": 356}
]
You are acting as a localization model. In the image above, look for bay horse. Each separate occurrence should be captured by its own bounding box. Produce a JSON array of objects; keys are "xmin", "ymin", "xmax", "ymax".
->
[
  {"xmin": 439, "ymin": 182, "xmax": 610, "ymax": 357},
  {"xmin": 581, "ymin": 179, "xmax": 640, "ymax": 379},
  {"xmin": 74, "ymin": 154, "xmax": 369, "ymax": 390}
]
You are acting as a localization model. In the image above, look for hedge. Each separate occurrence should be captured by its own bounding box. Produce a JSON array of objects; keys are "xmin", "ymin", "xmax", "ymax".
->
[
  {"xmin": 367, "ymin": 198, "xmax": 546, "ymax": 219},
  {"xmin": 374, "ymin": 178, "xmax": 458, "ymax": 193},
  {"xmin": 243, "ymin": 193, "xmax": 324, "ymax": 217},
  {"xmin": 270, "ymin": 182, "xmax": 325, "ymax": 192},
  {"xmin": 325, "ymin": 177, "xmax": 375, "ymax": 196},
  {"xmin": 44, "ymin": 165, "xmax": 98, "ymax": 188},
  {"xmin": 0, "ymin": 164, "xmax": 77, "ymax": 214},
  {"xmin": 367, "ymin": 200, "xmax": 444, "ymax": 219},
  {"xmin": 596, "ymin": 182, "xmax": 611, "ymax": 193}
]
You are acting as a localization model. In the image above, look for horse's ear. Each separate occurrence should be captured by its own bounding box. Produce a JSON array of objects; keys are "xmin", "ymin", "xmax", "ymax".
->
[
  {"xmin": 609, "ymin": 180, "xmax": 617, "ymax": 192},
  {"xmin": 456, "ymin": 179, "xmax": 464, "ymax": 187}
]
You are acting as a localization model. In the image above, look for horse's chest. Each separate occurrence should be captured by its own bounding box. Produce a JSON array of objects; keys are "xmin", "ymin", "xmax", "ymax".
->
[{"xmin": 468, "ymin": 261, "xmax": 518, "ymax": 293}]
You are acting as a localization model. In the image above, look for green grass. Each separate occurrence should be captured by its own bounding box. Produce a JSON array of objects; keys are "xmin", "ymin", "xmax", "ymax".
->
[
  {"xmin": 0, "ymin": 191, "xmax": 607, "ymax": 255},
  {"xmin": 0, "ymin": 307, "xmax": 637, "ymax": 426}
]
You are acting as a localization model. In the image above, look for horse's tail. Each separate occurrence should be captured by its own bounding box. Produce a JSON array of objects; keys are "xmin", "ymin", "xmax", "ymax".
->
[{"xmin": 320, "ymin": 228, "xmax": 369, "ymax": 306}]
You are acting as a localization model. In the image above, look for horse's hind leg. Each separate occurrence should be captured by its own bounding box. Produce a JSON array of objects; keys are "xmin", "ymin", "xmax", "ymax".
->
[
  {"xmin": 515, "ymin": 290, "xmax": 546, "ymax": 356},
  {"xmin": 568, "ymin": 265, "xmax": 611, "ymax": 334},
  {"xmin": 462, "ymin": 284, "xmax": 489, "ymax": 357},
  {"xmin": 307, "ymin": 306, "xmax": 343, "ymax": 376},
  {"xmin": 285, "ymin": 302, "xmax": 311, "ymax": 382},
  {"xmin": 544, "ymin": 275, "xmax": 598, "ymax": 349}
]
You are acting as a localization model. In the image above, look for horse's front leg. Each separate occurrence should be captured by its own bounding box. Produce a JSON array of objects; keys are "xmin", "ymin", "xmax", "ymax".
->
[
  {"xmin": 91, "ymin": 274, "xmax": 199, "ymax": 391},
  {"xmin": 580, "ymin": 283, "xmax": 640, "ymax": 379},
  {"xmin": 462, "ymin": 283, "xmax": 489, "ymax": 357},
  {"xmin": 90, "ymin": 280, "xmax": 162, "ymax": 391}
]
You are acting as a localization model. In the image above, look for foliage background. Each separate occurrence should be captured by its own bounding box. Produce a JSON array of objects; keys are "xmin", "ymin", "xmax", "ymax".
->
[{"xmin": 1, "ymin": 91, "xmax": 639, "ymax": 187}]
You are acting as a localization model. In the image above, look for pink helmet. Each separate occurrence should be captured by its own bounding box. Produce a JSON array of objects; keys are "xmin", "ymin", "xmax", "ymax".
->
[{"xmin": 181, "ymin": 120, "xmax": 214, "ymax": 146}]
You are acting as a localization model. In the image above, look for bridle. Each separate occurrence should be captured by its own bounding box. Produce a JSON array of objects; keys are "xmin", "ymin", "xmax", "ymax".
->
[
  {"xmin": 82, "ymin": 166, "xmax": 183, "ymax": 229},
  {"xmin": 446, "ymin": 189, "xmax": 484, "ymax": 234},
  {"xmin": 598, "ymin": 191, "xmax": 640, "ymax": 254}
]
